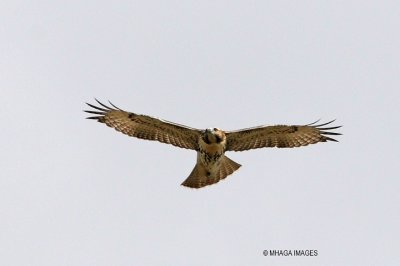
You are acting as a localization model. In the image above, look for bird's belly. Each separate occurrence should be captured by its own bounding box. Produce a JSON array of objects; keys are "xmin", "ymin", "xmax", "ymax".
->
[{"xmin": 198, "ymin": 150, "xmax": 224, "ymax": 171}]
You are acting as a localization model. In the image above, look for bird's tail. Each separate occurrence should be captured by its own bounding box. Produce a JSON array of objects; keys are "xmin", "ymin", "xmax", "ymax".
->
[{"xmin": 181, "ymin": 156, "xmax": 241, "ymax": 189}]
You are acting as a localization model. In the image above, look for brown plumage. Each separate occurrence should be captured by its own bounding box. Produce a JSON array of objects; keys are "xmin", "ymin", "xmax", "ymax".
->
[
  {"xmin": 225, "ymin": 121, "xmax": 340, "ymax": 151},
  {"xmin": 85, "ymin": 99, "xmax": 342, "ymax": 189}
]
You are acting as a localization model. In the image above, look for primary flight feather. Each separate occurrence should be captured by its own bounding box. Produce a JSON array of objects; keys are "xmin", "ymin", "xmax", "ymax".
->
[{"xmin": 85, "ymin": 99, "xmax": 342, "ymax": 189}]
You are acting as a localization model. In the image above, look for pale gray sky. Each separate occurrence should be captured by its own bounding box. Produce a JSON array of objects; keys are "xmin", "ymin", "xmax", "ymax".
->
[{"xmin": 1, "ymin": 1, "xmax": 399, "ymax": 265}]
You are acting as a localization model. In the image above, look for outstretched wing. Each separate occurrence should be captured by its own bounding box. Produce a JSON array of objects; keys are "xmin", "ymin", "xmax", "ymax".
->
[
  {"xmin": 225, "ymin": 120, "xmax": 341, "ymax": 152},
  {"xmin": 84, "ymin": 99, "xmax": 202, "ymax": 150}
]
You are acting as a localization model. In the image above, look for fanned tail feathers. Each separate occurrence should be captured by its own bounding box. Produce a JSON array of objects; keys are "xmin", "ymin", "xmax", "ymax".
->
[{"xmin": 181, "ymin": 156, "xmax": 241, "ymax": 189}]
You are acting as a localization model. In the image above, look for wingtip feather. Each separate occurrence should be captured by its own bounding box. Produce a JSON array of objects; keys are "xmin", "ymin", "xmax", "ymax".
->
[
  {"xmin": 108, "ymin": 100, "xmax": 122, "ymax": 110},
  {"xmin": 325, "ymin": 136, "xmax": 339, "ymax": 142},
  {"xmin": 306, "ymin": 119, "xmax": 321, "ymax": 126},
  {"xmin": 313, "ymin": 119, "xmax": 336, "ymax": 128},
  {"xmin": 94, "ymin": 99, "xmax": 113, "ymax": 110}
]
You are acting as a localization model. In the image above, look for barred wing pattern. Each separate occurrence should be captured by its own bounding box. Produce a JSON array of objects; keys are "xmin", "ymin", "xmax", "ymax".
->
[
  {"xmin": 226, "ymin": 120, "xmax": 341, "ymax": 152},
  {"xmin": 85, "ymin": 99, "xmax": 202, "ymax": 150}
]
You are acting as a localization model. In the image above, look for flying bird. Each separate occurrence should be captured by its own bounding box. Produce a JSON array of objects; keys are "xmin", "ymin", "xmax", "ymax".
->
[{"xmin": 85, "ymin": 99, "xmax": 341, "ymax": 189}]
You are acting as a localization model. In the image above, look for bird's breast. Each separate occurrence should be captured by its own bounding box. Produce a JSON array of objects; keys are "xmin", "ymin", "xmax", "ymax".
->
[{"xmin": 198, "ymin": 138, "xmax": 226, "ymax": 167}]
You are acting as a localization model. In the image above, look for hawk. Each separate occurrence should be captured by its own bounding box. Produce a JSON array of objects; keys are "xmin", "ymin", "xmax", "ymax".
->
[{"xmin": 85, "ymin": 99, "xmax": 341, "ymax": 189}]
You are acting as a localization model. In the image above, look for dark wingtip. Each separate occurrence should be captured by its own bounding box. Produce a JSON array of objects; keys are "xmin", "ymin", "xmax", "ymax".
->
[
  {"xmin": 325, "ymin": 136, "xmax": 339, "ymax": 142},
  {"xmin": 85, "ymin": 98, "xmax": 122, "ymax": 112},
  {"xmin": 108, "ymin": 100, "xmax": 122, "ymax": 110},
  {"xmin": 84, "ymin": 98, "xmax": 116, "ymax": 122},
  {"xmin": 319, "ymin": 131, "xmax": 342, "ymax": 136},
  {"xmin": 306, "ymin": 119, "xmax": 321, "ymax": 126},
  {"xmin": 313, "ymin": 119, "xmax": 337, "ymax": 127},
  {"xmin": 310, "ymin": 119, "xmax": 342, "ymax": 142},
  {"xmin": 94, "ymin": 99, "xmax": 113, "ymax": 110},
  {"xmin": 86, "ymin": 116, "xmax": 101, "ymax": 120}
]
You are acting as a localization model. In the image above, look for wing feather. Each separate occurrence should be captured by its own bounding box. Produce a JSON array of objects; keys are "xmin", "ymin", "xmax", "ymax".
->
[
  {"xmin": 226, "ymin": 120, "xmax": 341, "ymax": 151},
  {"xmin": 84, "ymin": 99, "xmax": 201, "ymax": 150}
]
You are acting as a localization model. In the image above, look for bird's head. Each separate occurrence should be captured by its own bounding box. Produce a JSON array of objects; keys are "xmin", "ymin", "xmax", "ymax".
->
[{"xmin": 203, "ymin": 127, "xmax": 226, "ymax": 144}]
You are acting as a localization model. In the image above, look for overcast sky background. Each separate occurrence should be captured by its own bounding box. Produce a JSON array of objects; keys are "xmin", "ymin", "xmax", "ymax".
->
[{"xmin": 1, "ymin": 1, "xmax": 399, "ymax": 265}]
